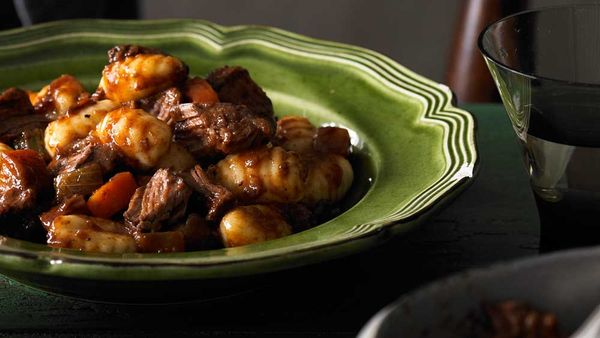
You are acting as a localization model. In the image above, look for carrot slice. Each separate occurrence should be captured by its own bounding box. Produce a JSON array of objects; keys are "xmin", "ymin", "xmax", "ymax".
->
[
  {"xmin": 184, "ymin": 77, "xmax": 219, "ymax": 104},
  {"xmin": 27, "ymin": 90, "xmax": 38, "ymax": 105},
  {"xmin": 87, "ymin": 172, "xmax": 138, "ymax": 219}
]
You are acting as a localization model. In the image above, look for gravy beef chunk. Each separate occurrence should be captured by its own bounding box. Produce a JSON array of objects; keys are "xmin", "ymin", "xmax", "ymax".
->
[
  {"xmin": 0, "ymin": 150, "xmax": 50, "ymax": 215},
  {"xmin": 0, "ymin": 87, "xmax": 34, "ymax": 117},
  {"xmin": 48, "ymin": 134, "xmax": 121, "ymax": 176},
  {"xmin": 0, "ymin": 45, "xmax": 356, "ymax": 253},
  {"xmin": 174, "ymin": 103, "xmax": 274, "ymax": 159},
  {"xmin": 181, "ymin": 165, "xmax": 234, "ymax": 221},
  {"xmin": 206, "ymin": 66, "xmax": 274, "ymax": 118},
  {"xmin": 136, "ymin": 87, "xmax": 182, "ymax": 126},
  {"xmin": 0, "ymin": 88, "xmax": 48, "ymax": 144},
  {"xmin": 124, "ymin": 168, "xmax": 192, "ymax": 232}
]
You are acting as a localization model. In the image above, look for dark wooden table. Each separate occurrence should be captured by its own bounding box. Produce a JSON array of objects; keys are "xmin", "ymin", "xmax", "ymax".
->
[{"xmin": 0, "ymin": 104, "xmax": 541, "ymax": 337}]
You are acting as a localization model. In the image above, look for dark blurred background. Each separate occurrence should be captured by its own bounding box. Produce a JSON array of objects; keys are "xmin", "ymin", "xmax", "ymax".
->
[{"xmin": 0, "ymin": 0, "xmax": 595, "ymax": 102}]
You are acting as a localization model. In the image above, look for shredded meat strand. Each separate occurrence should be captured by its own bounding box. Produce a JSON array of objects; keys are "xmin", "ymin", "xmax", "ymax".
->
[
  {"xmin": 182, "ymin": 165, "xmax": 235, "ymax": 221},
  {"xmin": 124, "ymin": 168, "xmax": 192, "ymax": 232},
  {"xmin": 47, "ymin": 135, "xmax": 121, "ymax": 176},
  {"xmin": 136, "ymin": 87, "xmax": 182, "ymax": 126},
  {"xmin": 174, "ymin": 102, "xmax": 274, "ymax": 159}
]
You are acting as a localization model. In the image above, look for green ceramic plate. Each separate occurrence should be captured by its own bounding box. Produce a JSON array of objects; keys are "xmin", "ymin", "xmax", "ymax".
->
[{"xmin": 0, "ymin": 19, "xmax": 477, "ymax": 301}]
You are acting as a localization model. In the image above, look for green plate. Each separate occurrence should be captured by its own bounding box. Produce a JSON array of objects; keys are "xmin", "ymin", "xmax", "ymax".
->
[{"xmin": 0, "ymin": 19, "xmax": 477, "ymax": 302}]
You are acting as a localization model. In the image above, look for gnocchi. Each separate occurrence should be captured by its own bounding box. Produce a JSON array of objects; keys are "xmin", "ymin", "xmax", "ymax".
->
[
  {"xmin": 99, "ymin": 53, "xmax": 187, "ymax": 103},
  {"xmin": 275, "ymin": 116, "xmax": 316, "ymax": 154},
  {"xmin": 96, "ymin": 107, "xmax": 172, "ymax": 169},
  {"xmin": 33, "ymin": 74, "xmax": 89, "ymax": 117},
  {"xmin": 220, "ymin": 205, "xmax": 292, "ymax": 247},
  {"xmin": 303, "ymin": 154, "xmax": 354, "ymax": 205},
  {"xmin": 213, "ymin": 146, "xmax": 307, "ymax": 203},
  {"xmin": 44, "ymin": 99, "xmax": 118, "ymax": 157},
  {"xmin": 48, "ymin": 215, "xmax": 136, "ymax": 253}
]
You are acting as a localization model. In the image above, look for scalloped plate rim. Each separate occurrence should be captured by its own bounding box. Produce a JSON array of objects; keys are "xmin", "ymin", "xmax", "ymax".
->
[{"xmin": 0, "ymin": 19, "xmax": 478, "ymax": 280}]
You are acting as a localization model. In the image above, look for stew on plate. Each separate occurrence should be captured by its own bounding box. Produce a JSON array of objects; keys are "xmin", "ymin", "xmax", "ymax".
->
[{"xmin": 0, "ymin": 45, "xmax": 355, "ymax": 253}]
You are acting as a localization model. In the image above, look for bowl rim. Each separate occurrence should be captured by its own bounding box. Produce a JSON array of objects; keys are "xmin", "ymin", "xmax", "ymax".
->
[
  {"xmin": 359, "ymin": 246, "xmax": 600, "ymax": 338},
  {"xmin": 478, "ymin": 3, "xmax": 600, "ymax": 88},
  {"xmin": 0, "ymin": 18, "xmax": 478, "ymax": 280}
]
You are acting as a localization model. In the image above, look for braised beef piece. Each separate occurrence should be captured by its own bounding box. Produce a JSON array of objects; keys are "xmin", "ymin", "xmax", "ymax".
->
[
  {"xmin": 206, "ymin": 66, "xmax": 274, "ymax": 118},
  {"xmin": 0, "ymin": 87, "xmax": 34, "ymax": 118},
  {"xmin": 0, "ymin": 88, "xmax": 48, "ymax": 144},
  {"xmin": 107, "ymin": 45, "xmax": 163, "ymax": 64},
  {"xmin": 136, "ymin": 87, "xmax": 182, "ymax": 126},
  {"xmin": 39, "ymin": 194, "xmax": 88, "ymax": 230},
  {"xmin": 124, "ymin": 168, "xmax": 192, "ymax": 232},
  {"xmin": 48, "ymin": 135, "xmax": 121, "ymax": 176},
  {"xmin": 0, "ymin": 150, "xmax": 50, "ymax": 215},
  {"xmin": 181, "ymin": 165, "xmax": 234, "ymax": 221},
  {"xmin": 123, "ymin": 188, "xmax": 143, "ymax": 229},
  {"xmin": 174, "ymin": 103, "xmax": 274, "ymax": 159},
  {"xmin": 0, "ymin": 147, "xmax": 49, "ymax": 242}
]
